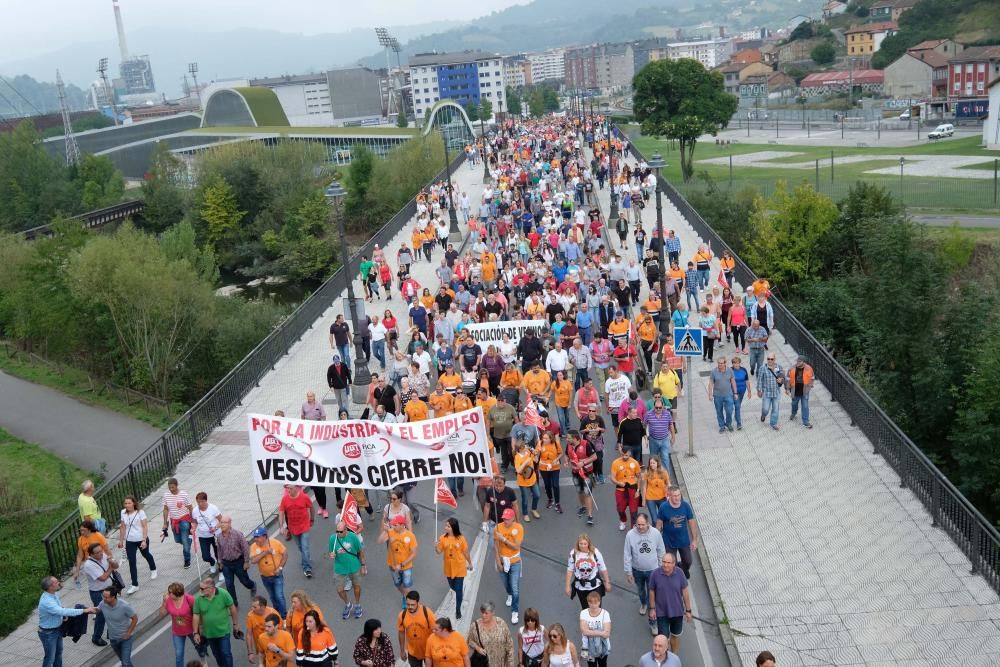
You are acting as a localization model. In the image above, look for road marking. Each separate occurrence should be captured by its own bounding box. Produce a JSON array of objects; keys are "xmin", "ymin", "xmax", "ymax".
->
[
  {"xmin": 689, "ymin": 559, "xmax": 713, "ymax": 663},
  {"xmin": 131, "ymin": 616, "xmax": 173, "ymax": 656},
  {"xmin": 436, "ymin": 527, "xmax": 490, "ymax": 635}
]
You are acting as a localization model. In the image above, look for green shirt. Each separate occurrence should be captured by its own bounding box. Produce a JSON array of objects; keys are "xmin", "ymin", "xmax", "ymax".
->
[
  {"xmin": 193, "ymin": 589, "xmax": 234, "ymax": 639},
  {"xmin": 328, "ymin": 530, "xmax": 364, "ymax": 575},
  {"xmin": 360, "ymin": 260, "xmax": 376, "ymax": 280},
  {"xmin": 78, "ymin": 493, "xmax": 101, "ymax": 521}
]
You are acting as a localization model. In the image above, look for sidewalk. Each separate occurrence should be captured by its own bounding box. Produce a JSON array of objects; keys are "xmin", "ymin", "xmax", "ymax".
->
[
  {"xmin": 594, "ymin": 143, "xmax": 1000, "ymax": 666},
  {"xmin": 0, "ymin": 159, "xmax": 488, "ymax": 666}
]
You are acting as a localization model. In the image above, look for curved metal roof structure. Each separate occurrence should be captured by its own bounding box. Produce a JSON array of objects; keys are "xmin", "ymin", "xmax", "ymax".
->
[
  {"xmin": 201, "ymin": 87, "xmax": 290, "ymax": 128},
  {"xmin": 421, "ymin": 99, "xmax": 476, "ymax": 150}
]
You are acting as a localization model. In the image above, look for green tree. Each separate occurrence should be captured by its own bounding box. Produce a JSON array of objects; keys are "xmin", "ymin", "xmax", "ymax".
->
[
  {"xmin": 159, "ymin": 220, "xmax": 219, "ymax": 284},
  {"xmin": 344, "ymin": 144, "xmax": 376, "ymax": 225},
  {"xmin": 744, "ymin": 181, "xmax": 838, "ymax": 294},
  {"xmin": 542, "ymin": 88, "xmax": 560, "ymax": 113},
  {"xmin": 77, "ymin": 153, "xmax": 125, "ymax": 210},
  {"xmin": 632, "ymin": 59, "xmax": 738, "ymax": 182},
  {"xmin": 396, "ymin": 112, "xmax": 409, "ymax": 128},
  {"xmin": 811, "ymin": 41, "xmax": 836, "ymax": 66},
  {"xmin": 464, "ymin": 101, "xmax": 480, "ymax": 122},
  {"xmin": 0, "ymin": 121, "xmax": 76, "ymax": 232},
  {"xmin": 141, "ymin": 143, "xmax": 188, "ymax": 233},
  {"xmin": 819, "ymin": 181, "xmax": 902, "ymax": 274},
  {"xmin": 526, "ymin": 88, "xmax": 545, "ymax": 118},
  {"xmin": 505, "ymin": 87, "xmax": 522, "ymax": 116},
  {"xmin": 479, "ymin": 98, "xmax": 493, "ymax": 122},
  {"xmin": 198, "ymin": 176, "xmax": 246, "ymax": 247}
]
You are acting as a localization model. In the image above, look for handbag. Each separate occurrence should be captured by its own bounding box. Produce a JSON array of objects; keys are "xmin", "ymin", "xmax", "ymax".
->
[
  {"xmin": 470, "ymin": 622, "xmax": 490, "ymax": 667},
  {"xmin": 89, "ymin": 557, "xmax": 125, "ymax": 595}
]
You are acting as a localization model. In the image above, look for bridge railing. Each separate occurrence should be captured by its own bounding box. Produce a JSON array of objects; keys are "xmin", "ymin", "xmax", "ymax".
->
[
  {"xmin": 41, "ymin": 154, "xmax": 466, "ymax": 576},
  {"xmin": 617, "ymin": 126, "xmax": 1000, "ymax": 594},
  {"xmin": 20, "ymin": 200, "xmax": 147, "ymax": 240}
]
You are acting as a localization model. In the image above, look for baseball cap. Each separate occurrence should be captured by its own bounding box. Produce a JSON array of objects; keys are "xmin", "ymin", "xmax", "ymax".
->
[
  {"xmin": 502, "ymin": 508, "xmax": 516, "ymax": 520},
  {"xmin": 390, "ymin": 515, "xmax": 408, "ymax": 526},
  {"xmin": 251, "ymin": 526, "xmax": 268, "ymax": 538},
  {"xmin": 616, "ymin": 310, "xmax": 624, "ymax": 317}
]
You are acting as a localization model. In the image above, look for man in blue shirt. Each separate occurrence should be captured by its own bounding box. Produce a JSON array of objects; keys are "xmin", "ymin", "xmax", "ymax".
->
[
  {"xmin": 655, "ymin": 486, "xmax": 698, "ymax": 579},
  {"xmin": 665, "ymin": 230, "xmax": 682, "ymax": 266},
  {"xmin": 683, "ymin": 262, "xmax": 700, "ymax": 312},
  {"xmin": 408, "ymin": 299, "xmax": 428, "ymax": 336},
  {"xmin": 575, "ymin": 304, "xmax": 594, "ymax": 346},
  {"xmin": 38, "ymin": 576, "xmax": 98, "ymax": 666}
]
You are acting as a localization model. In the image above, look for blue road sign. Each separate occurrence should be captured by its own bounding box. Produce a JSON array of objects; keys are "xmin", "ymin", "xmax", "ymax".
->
[{"xmin": 674, "ymin": 327, "xmax": 703, "ymax": 357}]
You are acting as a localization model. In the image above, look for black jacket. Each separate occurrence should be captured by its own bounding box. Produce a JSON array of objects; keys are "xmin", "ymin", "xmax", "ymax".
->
[
  {"xmin": 327, "ymin": 363, "xmax": 352, "ymax": 389},
  {"xmin": 598, "ymin": 302, "xmax": 615, "ymax": 333},
  {"xmin": 517, "ymin": 336, "xmax": 544, "ymax": 365}
]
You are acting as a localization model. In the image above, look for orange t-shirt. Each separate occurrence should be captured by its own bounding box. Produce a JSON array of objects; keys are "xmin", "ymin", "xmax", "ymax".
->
[
  {"xmin": 256, "ymin": 629, "xmax": 295, "ymax": 667},
  {"xmin": 538, "ymin": 441, "xmax": 562, "ymax": 471},
  {"xmin": 425, "ymin": 629, "xmax": 468, "ymax": 667},
  {"xmin": 643, "ymin": 471, "xmax": 669, "ymax": 501},
  {"xmin": 251, "ymin": 539, "xmax": 286, "ymax": 577},
  {"xmin": 453, "ymin": 395, "xmax": 473, "ymax": 413},
  {"xmin": 428, "ymin": 392, "xmax": 454, "ymax": 417},
  {"xmin": 286, "ymin": 606, "xmax": 326, "ymax": 649},
  {"xmin": 522, "ymin": 370, "xmax": 551, "ymax": 396},
  {"xmin": 78, "ymin": 531, "xmax": 108, "ymax": 557},
  {"xmin": 494, "ymin": 521, "xmax": 523, "ymax": 563},
  {"xmin": 398, "ymin": 605, "xmax": 437, "ymax": 659},
  {"xmin": 387, "ymin": 529, "xmax": 418, "ymax": 570},
  {"xmin": 437, "ymin": 534, "xmax": 469, "ymax": 578},
  {"xmin": 611, "ymin": 456, "xmax": 641, "ymax": 486},
  {"xmin": 246, "ymin": 607, "xmax": 279, "ymax": 649},
  {"xmin": 439, "ymin": 373, "xmax": 462, "ymax": 394},
  {"xmin": 405, "ymin": 400, "xmax": 429, "ymax": 422},
  {"xmin": 514, "ymin": 450, "xmax": 537, "ymax": 487},
  {"xmin": 552, "ymin": 381, "xmax": 572, "ymax": 408}
]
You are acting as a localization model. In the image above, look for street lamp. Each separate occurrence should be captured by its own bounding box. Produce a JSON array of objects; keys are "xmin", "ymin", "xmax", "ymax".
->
[
  {"xmin": 441, "ymin": 119, "xmax": 461, "ymax": 242},
  {"xmin": 328, "ymin": 180, "xmax": 371, "ymax": 404},
  {"xmin": 647, "ymin": 152, "xmax": 671, "ymax": 335},
  {"xmin": 480, "ymin": 115, "xmax": 490, "ymax": 184}
]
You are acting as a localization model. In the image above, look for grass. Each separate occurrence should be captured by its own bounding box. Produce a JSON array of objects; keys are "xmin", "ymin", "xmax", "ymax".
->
[
  {"xmin": 190, "ymin": 125, "xmax": 420, "ymax": 137},
  {"xmin": 0, "ymin": 346, "xmax": 177, "ymax": 430},
  {"xmin": 633, "ymin": 135, "xmax": 1000, "ymax": 211},
  {"xmin": 0, "ymin": 428, "xmax": 96, "ymax": 638}
]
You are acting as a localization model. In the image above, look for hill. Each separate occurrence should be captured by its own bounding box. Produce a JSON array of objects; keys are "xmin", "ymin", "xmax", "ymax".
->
[
  {"xmin": 872, "ymin": 0, "xmax": 1000, "ymax": 68},
  {"xmin": 0, "ymin": 74, "xmax": 90, "ymax": 116}
]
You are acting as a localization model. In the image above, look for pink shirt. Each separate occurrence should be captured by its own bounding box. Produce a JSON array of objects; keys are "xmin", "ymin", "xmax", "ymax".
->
[{"xmin": 164, "ymin": 593, "xmax": 196, "ymax": 636}]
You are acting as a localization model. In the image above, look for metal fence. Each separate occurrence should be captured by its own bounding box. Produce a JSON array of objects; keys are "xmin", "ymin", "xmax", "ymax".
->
[
  {"xmin": 619, "ymin": 127, "xmax": 1000, "ymax": 595},
  {"xmin": 41, "ymin": 154, "xmax": 466, "ymax": 576}
]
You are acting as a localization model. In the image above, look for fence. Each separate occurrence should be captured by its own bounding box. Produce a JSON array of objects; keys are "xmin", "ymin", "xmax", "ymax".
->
[
  {"xmin": 620, "ymin": 126, "xmax": 1000, "ymax": 595},
  {"xmin": 41, "ymin": 154, "xmax": 467, "ymax": 576}
]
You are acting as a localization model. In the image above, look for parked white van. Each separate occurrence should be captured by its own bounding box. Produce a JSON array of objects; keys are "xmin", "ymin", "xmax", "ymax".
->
[{"xmin": 928, "ymin": 123, "xmax": 954, "ymax": 139}]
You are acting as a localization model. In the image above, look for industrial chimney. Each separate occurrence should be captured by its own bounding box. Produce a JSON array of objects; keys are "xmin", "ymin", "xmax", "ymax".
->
[{"xmin": 113, "ymin": 0, "xmax": 130, "ymax": 62}]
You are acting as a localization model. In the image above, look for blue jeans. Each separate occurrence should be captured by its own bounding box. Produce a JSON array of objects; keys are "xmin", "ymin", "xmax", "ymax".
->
[
  {"xmin": 713, "ymin": 395, "xmax": 734, "ymax": 429},
  {"xmin": 686, "ymin": 290, "xmax": 699, "ymax": 311},
  {"xmin": 260, "ymin": 573, "xmax": 287, "ymax": 618},
  {"xmin": 573, "ymin": 367, "xmax": 589, "ymax": 390},
  {"xmin": 110, "ymin": 637, "xmax": 134, "ymax": 667},
  {"xmin": 749, "ymin": 348, "xmax": 765, "ymax": 375},
  {"xmin": 447, "ymin": 576, "xmax": 465, "ymax": 614},
  {"xmin": 761, "ymin": 395, "xmax": 780, "ymax": 427},
  {"xmin": 172, "ymin": 519, "xmax": 192, "ymax": 566},
  {"xmin": 555, "ymin": 405, "xmax": 570, "ymax": 434},
  {"xmin": 292, "ymin": 531, "xmax": 312, "ymax": 572},
  {"xmin": 221, "ymin": 556, "xmax": 257, "ymax": 607},
  {"xmin": 172, "ymin": 634, "xmax": 207, "ymax": 667},
  {"xmin": 791, "ymin": 394, "xmax": 811, "ymax": 425},
  {"xmin": 88, "ymin": 589, "xmax": 105, "ymax": 641},
  {"xmin": 337, "ymin": 344, "xmax": 351, "ymax": 367},
  {"xmin": 649, "ymin": 436, "xmax": 674, "ymax": 480},
  {"xmin": 447, "ymin": 477, "xmax": 465, "ymax": 495},
  {"xmin": 636, "ymin": 242, "xmax": 644, "ymax": 260},
  {"xmin": 519, "ymin": 484, "xmax": 540, "ymax": 514},
  {"xmin": 499, "ymin": 560, "xmax": 522, "ymax": 612},
  {"xmin": 204, "ymin": 634, "xmax": 234, "ymax": 667},
  {"xmin": 698, "ymin": 268, "xmax": 710, "ymax": 290},
  {"xmin": 578, "ymin": 327, "xmax": 593, "ymax": 346},
  {"xmin": 373, "ymin": 339, "xmax": 386, "ymax": 369},
  {"xmin": 39, "ymin": 627, "xmax": 63, "ymax": 667},
  {"xmin": 632, "ymin": 569, "xmax": 654, "ymax": 610},
  {"xmin": 647, "ymin": 500, "xmax": 665, "ymax": 524},
  {"xmin": 734, "ymin": 389, "xmax": 746, "ymax": 428}
]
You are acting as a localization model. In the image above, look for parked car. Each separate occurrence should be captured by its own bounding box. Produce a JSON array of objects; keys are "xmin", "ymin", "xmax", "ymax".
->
[
  {"xmin": 898, "ymin": 110, "xmax": 911, "ymax": 120},
  {"xmin": 928, "ymin": 123, "xmax": 954, "ymax": 139},
  {"xmin": 747, "ymin": 110, "xmax": 768, "ymax": 120}
]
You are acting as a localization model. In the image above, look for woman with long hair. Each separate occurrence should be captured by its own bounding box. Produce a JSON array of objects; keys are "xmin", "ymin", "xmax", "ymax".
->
[
  {"xmin": 353, "ymin": 618, "xmax": 395, "ymax": 667},
  {"xmin": 118, "ymin": 494, "xmax": 156, "ymax": 594},
  {"xmin": 287, "ymin": 591, "xmax": 325, "ymax": 652},
  {"xmin": 727, "ymin": 295, "xmax": 748, "ymax": 355},
  {"xmin": 514, "ymin": 440, "xmax": 541, "ymax": 522},
  {"xmin": 296, "ymin": 609, "xmax": 338, "ymax": 667},
  {"xmin": 383, "ymin": 309, "xmax": 399, "ymax": 351},
  {"xmin": 537, "ymin": 431, "xmax": 563, "ymax": 514},
  {"xmin": 551, "ymin": 371, "xmax": 572, "ymax": 435},
  {"xmin": 540, "ymin": 623, "xmax": 579, "ymax": 667},
  {"xmin": 564, "ymin": 534, "xmax": 611, "ymax": 610},
  {"xmin": 435, "ymin": 518, "xmax": 473, "ymax": 619},
  {"xmin": 641, "ymin": 458, "xmax": 670, "ymax": 520},
  {"xmin": 517, "ymin": 608, "xmax": 545, "ymax": 667}
]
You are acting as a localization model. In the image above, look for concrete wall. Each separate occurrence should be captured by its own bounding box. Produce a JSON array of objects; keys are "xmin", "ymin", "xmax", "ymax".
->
[{"xmin": 884, "ymin": 54, "xmax": 933, "ymax": 99}]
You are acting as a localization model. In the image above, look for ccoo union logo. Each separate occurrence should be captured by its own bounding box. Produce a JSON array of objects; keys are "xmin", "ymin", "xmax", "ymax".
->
[
  {"xmin": 262, "ymin": 434, "xmax": 282, "ymax": 453},
  {"xmin": 342, "ymin": 442, "xmax": 362, "ymax": 459}
]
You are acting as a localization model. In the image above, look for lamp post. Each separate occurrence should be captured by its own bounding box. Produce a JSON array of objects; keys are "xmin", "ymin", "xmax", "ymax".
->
[
  {"xmin": 328, "ymin": 180, "xmax": 371, "ymax": 404},
  {"xmin": 480, "ymin": 115, "xmax": 490, "ymax": 184},
  {"xmin": 648, "ymin": 152, "xmax": 670, "ymax": 336},
  {"xmin": 441, "ymin": 120, "xmax": 461, "ymax": 242}
]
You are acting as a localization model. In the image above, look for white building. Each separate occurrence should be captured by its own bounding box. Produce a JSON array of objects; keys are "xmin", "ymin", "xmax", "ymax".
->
[
  {"xmin": 985, "ymin": 77, "xmax": 1000, "ymax": 150},
  {"xmin": 250, "ymin": 73, "xmax": 333, "ymax": 125},
  {"xmin": 667, "ymin": 37, "xmax": 734, "ymax": 69},
  {"xmin": 527, "ymin": 49, "xmax": 566, "ymax": 82},
  {"xmin": 407, "ymin": 50, "xmax": 505, "ymax": 119},
  {"xmin": 504, "ymin": 57, "xmax": 528, "ymax": 89}
]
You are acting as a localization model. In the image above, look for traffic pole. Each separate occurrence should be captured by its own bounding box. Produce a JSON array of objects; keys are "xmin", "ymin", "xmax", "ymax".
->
[{"xmin": 686, "ymin": 356, "xmax": 694, "ymax": 457}]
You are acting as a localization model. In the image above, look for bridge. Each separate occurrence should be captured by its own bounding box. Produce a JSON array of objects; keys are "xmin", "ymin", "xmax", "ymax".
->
[{"xmin": 19, "ymin": 199, "xmax": 146, "ymax": 240}]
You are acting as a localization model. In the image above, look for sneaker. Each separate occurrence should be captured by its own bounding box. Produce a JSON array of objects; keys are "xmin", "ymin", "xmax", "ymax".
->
[
  {"xmin": 727, "ymin": 426, "xmax": 735, "ymax": 432},
  {"xmin": 555, "ymin": 504, "xmax": 564, "ymax": 514},
  {"xmin": 305, "ymin": 570, "xmax": 313, "ymax": 579},
  {"xmin": 718, "ymin": 427, "xmax": 725, "ymax": 434},
  {"xmin": 649, "ymin": 623, "xmax": 657, "ymax": 636},
  {"xmin": 587, "ymin": 516, "xmax": 594, "ymax": 526},
  {"xmin": 524, "ymin": 514, "xmax": 531, "ymax": 523},
  {"xmin": 531, "ymin": 509, "xmax": 541, "ymax": 519},
  {"xmin": 126, "ymin": 585, "xmax": 139, "ymax": 595},
  {"xmin": 546, "ymin": 500, "xmax": 554, "ymax": 509},
  {"xmin": 218, "ymin": 574, "xmax": 225, "ymax": 584},
  {"xmin": 209, "ymin": 564, "xmax": 217, "ymax": 575},
  {"xmin": 342, "ymin": 603, "xmax": 354, "ymax": 620},
  {"xmin": 92, "ymin": 638, "xmax": 108, "ymax": 647},
  {"xmin": 804, "ymin": 423, "xmax": 814, "ymax": 429},
  {"xmin": 506, "ymin": 595, "xmax": 513, "ymax": 607},
  {"xmin": 576, "ymin": 506, "xmax": 587, "ymax": 516},
  {"xmin": 789, "ymin": 414, "xmax": 797, "ymax": 421},
  {"xmin": 771, "ymin": 425, "xmax": 780, "ymax": 431},
  {"xmin": 760, "ymin": 415, "xmax": 765, "ymax": 422},
  {"xmin": 639, "ymin": 603, "xmax": 647, "ymax": 615},
  {"xmin": 737, "ymin": 425, "xmax": 742, "ymax": 431},
  {"xmin": 618, "ymin": 521, "xmax": 626, "ymax": 531},
  {"xmin": 355, "ymin": 605, "xmax": 364, "ymax": 619},
  {"xmin": 481, "ymin": 522, "xmax": 490, "ymax": 534},
  {"xmin": 511, "ymin": 612, "xmax": 519, "ymax": 624},
  {"xmin": 150, "ymin": 570, "xmax": 158, "ymax": 580},
  {"xmin": 184, "ymin": 562, "xmax": 191, "ymax": 570}
]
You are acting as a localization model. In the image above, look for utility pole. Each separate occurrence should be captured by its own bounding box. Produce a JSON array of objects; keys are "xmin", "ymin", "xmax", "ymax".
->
[
  {"xmin": 188, "ymin": 62, "xmax": 201, "ymax": 109},
  {"xmin": 97, "ymin": 57, "xmax": 119, "ymax": 127},
  {"xmin": 56, "ymin": 70, "xmax": 80, "ymax": 167}
]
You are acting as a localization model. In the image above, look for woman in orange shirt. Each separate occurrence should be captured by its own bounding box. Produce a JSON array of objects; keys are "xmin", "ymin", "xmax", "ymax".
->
[
  {"xmin": 425, "ymin": 618, "xmax": 469, "ymax": 667},
  {"xmin": 514, "ymin": 441, "xmax": 541, "ymax": 522},
  {"xmin": 640, "ymin": 458, "xmax": 670, "ymax": 520},
  {"xmin": 296, "ymin": 609, "xmax": 338, "ymax": 667},
  {"xmin": 435, "ymin": 518, "xmax": 473, "ymax": 620},
  {"xmin": 550, "ymin": 370, "xmax": 573, "ymax": 436},
  {"xmin": 420, "ymin": 288, "xmax": 435, "ymax": 312},
  {"xmin": 286, "ymin": 591, "xmax": 325, "ymax": 651},
  {"xmin": 537, "ymin": 431, "xmax": 563, "ymax": 514},
  {"xmin": 720, "ymin": 251, "xmax": 736, "ymax": 287}
]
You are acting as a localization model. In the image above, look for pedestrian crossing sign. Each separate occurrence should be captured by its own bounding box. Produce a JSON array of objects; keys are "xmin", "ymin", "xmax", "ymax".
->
[{"xmin": 674, "ymin": 328, "xmax": 703, "ymax": 356}]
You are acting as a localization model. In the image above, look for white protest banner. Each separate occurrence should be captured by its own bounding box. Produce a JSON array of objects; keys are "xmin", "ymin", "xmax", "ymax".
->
[
  {"xmin": 462, "ymin": 319, "xmax": 549, "ymax": 347},
  {"xmin": 248, "ymin": 407, "xmax": 491, "ymax": 490}
]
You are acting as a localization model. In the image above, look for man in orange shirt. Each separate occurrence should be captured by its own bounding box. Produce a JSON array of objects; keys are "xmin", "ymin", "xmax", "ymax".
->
[
  {"xmin": 255, "ymin": 612, "xmax": 295, "ymax": 667},
  {"xmin": 249, "ymin": 527, "xmax": 288, "ymax": 618},
  {"xmin": 245, "ymin": 595, "xmax": 280, "ymax": 663},
  {"xmin": 428, "ymin": 383, "xmax": 455, "ymax": 418},
  {"xmin": 398, "ymin": 590, "xmax": 436, "ymax": 667},
  {"xmin": 404, "ymin": 396, "xmax": 429, "ymax": 422},
  {"xmin": 611, "ymin": 446, "xmax": 642, "ymax": 531},
  {"xmin": 379, "ymin": 515, "xmax": 418, "ymax": 600},
  {"xmin": 521, "ymin": 363, "xmax": 551, "ymax": 402},
  {"xmin": 493, "ymin": 508, "xmax": 524, "ymax": 624}
]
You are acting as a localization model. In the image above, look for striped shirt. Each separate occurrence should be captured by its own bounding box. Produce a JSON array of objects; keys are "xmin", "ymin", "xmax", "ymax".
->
[
  {"xmin": 644, "ymin": 409, "xmax": 674, "ymax": 440},
  {"xmin": 163, "ymin": 490, "xmax": 191, "ymax": 521},
  {"xmin": 296, "ymin": 627, "xmax": 338, "ymax": 665},
  {"xmin": 756, "ymin": 363, "xmax": 785, "ymax": 398}
]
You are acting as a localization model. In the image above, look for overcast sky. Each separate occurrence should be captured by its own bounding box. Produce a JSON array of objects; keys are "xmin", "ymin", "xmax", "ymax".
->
[{"xmin": 0, "ymin": 0, "xmax": 530, "ymax": 60}]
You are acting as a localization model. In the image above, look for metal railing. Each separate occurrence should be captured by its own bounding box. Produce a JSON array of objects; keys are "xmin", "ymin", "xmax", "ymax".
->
[
  {"xmin": 21, "ymin": 200, "xmax": 147, "ymax": 240},
  {"xmin": 617, "ymin": 125, "xmax": 1000, "ymax": 594},
  {"xmin": 41, "ymin": 154, "xmax": 466, "ymax": 576}
]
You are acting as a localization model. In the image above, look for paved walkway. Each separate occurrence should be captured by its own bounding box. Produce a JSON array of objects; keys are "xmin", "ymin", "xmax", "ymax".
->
[
  {"xmin": 591, "ymin": 144, "xmax": 1000, "ymax": 666},
  {"xmin": 0, "ymin": 370, "xmax": 162, "ymax": 475}
]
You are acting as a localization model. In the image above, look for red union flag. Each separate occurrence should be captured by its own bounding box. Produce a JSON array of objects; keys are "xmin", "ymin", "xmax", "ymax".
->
[
  {"xmin": 342, "ymin": 493, "xmax": 362, "ymax": 532},
  {"xmin": 718, "ymin": 270, "xmax": 729, "ymax": 289},
  {"xmin": 435, "ymin": 479, "xmax": 458, "ymax": 508}
]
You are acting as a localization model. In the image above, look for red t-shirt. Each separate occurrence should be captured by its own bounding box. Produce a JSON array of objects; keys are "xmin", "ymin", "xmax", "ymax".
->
[
  {"xmin": 527, "ymin": 232, "xmax": 541, "ymax": 250},
  {"xmin": 614, "ymin": 345, "xmax": 636, "ymax": 373},
  {"xmin": 279, "ymin": 492, "xmax": 313, "ymax": 535}
]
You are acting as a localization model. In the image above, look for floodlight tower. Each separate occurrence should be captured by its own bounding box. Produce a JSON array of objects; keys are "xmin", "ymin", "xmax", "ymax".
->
[
  {"xmin": 97, "ymin": 57, "xmax": 119, "ymax": 126},
  {"xmin": 188, "ymin": 62, "xmax": 201, "ymax": 108},
  {"xmin": 375, "ymin": 27, "xmax": 398, "ymax": 120},
  {"xmin": 56, "ymin": 70, "xmax": 80, "ymax": 166},
  {"xmin": 388, "ymin": 37, "xmax": 408, "ymax": 117}
]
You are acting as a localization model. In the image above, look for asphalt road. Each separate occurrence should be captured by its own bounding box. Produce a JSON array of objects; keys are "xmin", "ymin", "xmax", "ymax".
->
[
  {"xmin": 130, "ymin": 460, "xmax": 729, "ymax": 666},
  {"xmin": 0, "ymin": 370, "xmax": 162, "ymax": 475}
]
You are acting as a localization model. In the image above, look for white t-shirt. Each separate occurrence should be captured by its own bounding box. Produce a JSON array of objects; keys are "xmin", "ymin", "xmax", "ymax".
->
[
  {"xmin": 413, "ymin": 351, "xmax": 432, "ymax": 375},
  {"xmin": 119, "ymin": 509, "xmax": 147, "ymax": 543},
  {"xmin": 519, "ymin": 625, "xmax": 546, "ymax": 659},
  {"xmin": 604, "ymin": 376, "xmax": 632, "ymax": 410},
  {"xmin": 499, "ymin": 341, "xmax": 517, "ymax": 364},
  {"xmin": 579, "ymin": 609, "xmax": 611, "ymax": 652},
  {"xmin": 192, "ymin": 503, "xmax": 222, "ymax": 539},
  {"xmin": 371, "ymin": 322, "xmax": 387, "ymax": 343},
  {"xmin": 567, "ymin": 548, "xmax": 607, "ymax": 591},
  {"xmin": 82, "ymin": 554, "xmax": 111, "ymax": 591}
]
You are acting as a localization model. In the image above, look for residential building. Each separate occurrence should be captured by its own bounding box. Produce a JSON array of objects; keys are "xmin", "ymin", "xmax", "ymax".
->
[
  {"xmin": 884, "ymin": 48, "xmax": 950, "ymax": 99},
  {"xmin": 732, "ymin": 48, "xmax": 762, "ymax": 64},
  {"xmin": 759, "ymin": 42, "xmax": 780, "ymax": 66},
  {"xmin": 845, "ymin": 21, "xmax": 898, "ymax": 55},
  {"xmin": 766, "ymin": 71, "xmax": 798, "ymax": 99},
  {"xmin": 407, "ymin": 50, "xmax": 505, "ymax": 119},
  {"xmin": 716, "ymin": 61, "xmax": 773, "ymax": 95},
  {"xmin": 526, "ymin": 49, "xmax": 566, "ymax": 83},
  {"xmin": 778, "ymin": 37, "xmax": 825, "ymax": 65},
  {"xmin": 667, "ymin": 37, "xmax": 734, "ymax": 69},
  {"xmin": 822, "ymin": 1, "xmax": 848, "ymax": 18},
  {"xmin": 564, "ymin": 43, "xmax": 635, "ymax": 93},
  {"xmin": 631, "ymin": 38, "xmax": 671, "ymax": 74},
  {"xmin": 739, "ymin": 27, "xmax": 771, "ymax": 41},
  {"xmin": 740, "ymin": 75, "xmax": 770, "ymax": 102},
  {"xmin": 947, "ymin": 45, "xmax": 1000, "ymax": 100},
  {"xmin": 800, "ymin": 69, "xmax": 884, "ymax": 96},
  {"xmin": 984, "ymin": 77, "xmax": 1000, "ymax": 150},
  {"xmin": 504, "ymin": 56, "xmax": 530, "ymax": 88},
  {"xmin": 869, "ymin": 0, "xmax": 918, "ymax": 23}
]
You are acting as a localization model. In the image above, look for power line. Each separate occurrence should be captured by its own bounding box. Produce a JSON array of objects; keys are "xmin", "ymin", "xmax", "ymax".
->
[
  {"xmin": 0, "ymin": 88, "xmax": 25, "ymax": 131},
  {"xmin": 0, "ymin": 76, "xmax": 46, "ymax": 116}
]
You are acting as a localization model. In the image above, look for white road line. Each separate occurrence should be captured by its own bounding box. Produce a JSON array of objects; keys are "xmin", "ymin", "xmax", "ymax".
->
[
  {"xmin": 688, "ymin": 561, "xmax": 713, "ymax": 664},
  {"xmin": 130, "ymin": 616, "xmax": 173, "ymax": 656},
  {"xmin": 436, "ymin": 528, "xmax": 490, "ymax": 635}
]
